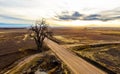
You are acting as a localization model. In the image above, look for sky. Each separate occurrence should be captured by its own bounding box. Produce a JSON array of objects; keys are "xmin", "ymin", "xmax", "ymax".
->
[{"xmin": 0, "ymin": 0, "xmax": 120, "ymax": 27}]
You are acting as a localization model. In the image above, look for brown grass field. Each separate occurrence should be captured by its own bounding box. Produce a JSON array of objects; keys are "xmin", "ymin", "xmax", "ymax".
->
[
  {"xmin": 0, "ymin": 27, "xmax": 120, "ymax": 73},
  {"xmin": 0, "ymin": 29, "xmax": 37, "ymax": 71},
  {"xmin": 0, "ymin": 28, "xmax": 71, "ymax": 74},
  {"xmin": 53, "ymin": 27, "xmax": 120, "ymax": 74}
]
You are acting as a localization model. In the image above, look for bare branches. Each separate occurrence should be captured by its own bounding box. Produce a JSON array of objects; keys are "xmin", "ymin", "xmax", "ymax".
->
[{"xmin": 29, "ymin": 18, "xmax": 52, "ymax": 52}]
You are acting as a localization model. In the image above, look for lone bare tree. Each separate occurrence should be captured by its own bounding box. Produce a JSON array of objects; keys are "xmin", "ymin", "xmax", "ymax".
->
[{"xmin": 29, "ymin": 18, "xmax": 52, "ymax": 52}]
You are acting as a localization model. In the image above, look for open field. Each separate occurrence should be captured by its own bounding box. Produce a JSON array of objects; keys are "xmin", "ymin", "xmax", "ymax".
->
[
  {"xmin": 53, "ymin": 27, "xmax": 120, "ymax": 44},
  {"xmin": 0, "ymin": 28, "xmax": 71, "ymax": 74},
  {"xmin": 3, "ymin": 51, "xmax": 71, "ymax": 74},
  {"xmin": 0, "ymin": 29, "xmax": 37, "ymax": 71},
  {"xmin": 53, "ymin": 27, "xmax": 120, "ymax": 74},
  {"xmin": 1, "ymin": 27, "xmax": 120, "ymax": 73}
]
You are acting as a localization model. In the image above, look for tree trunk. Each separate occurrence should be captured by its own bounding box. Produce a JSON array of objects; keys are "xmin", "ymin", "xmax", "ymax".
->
[{"xmin": 35, "ymin": 39, "xmax": 42, "ymax": 52}]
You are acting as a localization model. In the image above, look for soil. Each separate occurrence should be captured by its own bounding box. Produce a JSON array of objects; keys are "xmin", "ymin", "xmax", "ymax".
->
[{"xmin": 22, "ymin": 54, "xmax": 71, "ymax": 74}]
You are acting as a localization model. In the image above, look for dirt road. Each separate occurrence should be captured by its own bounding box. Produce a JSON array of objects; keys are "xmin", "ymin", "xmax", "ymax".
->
[
  {"xmin": 44, "ymin": 38, "xmax": 106, "ymax": 74},
  {"xmin": 4, "ymin": 53, "xmax": 42, "ymax": 74}
]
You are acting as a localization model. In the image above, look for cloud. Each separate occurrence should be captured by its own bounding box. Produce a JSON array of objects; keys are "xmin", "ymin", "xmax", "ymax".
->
[
  {"xmin": 99, "ymin": 7, "xmax": 120, "ymax": 21},
  {"xmin": 0, "ymin": 0, "xmax": 35, "ymax": 8},
  {"xmin": 83, "ymin": 14, "xmax": 113, "ymax": 21},
  {"xmin": 0, "ymin": 22, "xmax": 30, "ymax": 28},
  {"xmin": 0, "ymin": 0, "xmax": 120, "ymax": 27},
  {"xmin": 0, "ymin": 7, "xmax": 34, "ymax": 24},
  {"xmin": 56, "ymin": 8, "xmax": 120, "ymax": 21},
  {"xmin": 57, "ymin": 11, "xmax": 83, "ymax": 20},
  {"xmin": 84, "ymin": 14, "xmax": 101, "ymax": 20},
  {"xmin": 0, "ymin": 14, "xmax": 30, "ymax": 21},
  {"xmin": 56, "ymin": 12, "xmax": 102, "ymax": 21},
  {"xmin": 0, "ymin": 13, "xmax": 34, "ymax": 25},
  {"xmin": 0, "ymin": 14, "xmax": 33, "ymax": 25},
  {"xmin": 72, "ymin": 12, "xmax": 82, "ymax": 17}
]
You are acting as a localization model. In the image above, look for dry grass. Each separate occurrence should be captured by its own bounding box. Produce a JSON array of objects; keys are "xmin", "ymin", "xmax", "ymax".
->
[
  {"xmin": 53, "ymin": 27, "xmax": 120, "ymax": 45},
  {"xmin": 54, "ymin": 35, "xmax": 79, "ymax": 44},
  {"xmin": 5, "ymin": 54, "xmax": 41, "ymax": 74},
  {"xmin": 0, "ymin": 29, "xmax": 71, "ymax": 74},
  {"xmin": 71, "ymin": 45, "xmax": 120, "ymax": 73},
  {"xmin": 4, "ymin": 53, "xmax": 71, "ymax": 74},
  {"xmin": 0, "ymin": 30, "xmax": 36, "ymax": 71},
  {"xmin": 53, "ymin": 27, "xmax": 120, "ymax": 73}
]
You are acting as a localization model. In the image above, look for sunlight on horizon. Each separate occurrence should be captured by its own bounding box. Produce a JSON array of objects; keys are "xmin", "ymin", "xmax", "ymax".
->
[{"xmin": 0, "ymin": 0, "xmax": 120, "ymax": 27}]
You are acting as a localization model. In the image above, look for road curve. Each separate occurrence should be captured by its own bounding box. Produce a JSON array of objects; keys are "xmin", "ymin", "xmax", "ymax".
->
[
  {"xmin": 4, "ymin": 53, "xmax": 42, "ymax": 74},
  {"xmin": 44, "ymin": 38, "xmax": 106, "ymax": 74}
]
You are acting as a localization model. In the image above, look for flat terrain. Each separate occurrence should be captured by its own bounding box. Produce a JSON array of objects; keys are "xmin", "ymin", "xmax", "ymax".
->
[
  {"xmin": 45, "ymin": 38, "xmax": 106, "ymax": 74},
  {"xmin": 0, "ymin": 29, "xmax": 36, "ymax": 71},
  {"xmin": 0, "ymin": 28, "xmax": 71, "ymax": 74},
  {"xmin": 4, "ymin": 51, "xmax": 71, "ymax": 74},
  {"xmin": 53, "ymin": 27, "xmax": 120, "ymax": 44},
  {"xmin": 52, "ymin": 27, "xmax": 120, "ymax": 74},
  {"xmin": 0, "ymin": 27, "xmax": 120, "ymax": 74},
  {"xmin": 73, "ymin": 44, "xmax": 120, "ymax": 73},
  {"xmin": 4, "ymin": 53, "xmax": 43, "ymax": 74}
]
